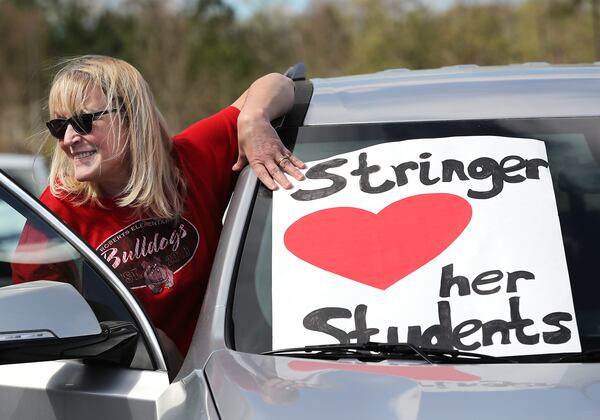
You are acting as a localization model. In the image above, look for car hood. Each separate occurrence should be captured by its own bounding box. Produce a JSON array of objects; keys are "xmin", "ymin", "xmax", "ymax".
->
[{"xmin": 205, "ymin": 349, "xmax": 600, "ymax": 420}]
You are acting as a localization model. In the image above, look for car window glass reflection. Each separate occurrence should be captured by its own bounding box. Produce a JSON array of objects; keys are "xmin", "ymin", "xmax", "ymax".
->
[
  {"xmin": 232, "ymin": 117, "xmax": 600, "ymax": 358},
  {"xmin": 0, "ymin": 186, "xmax": 153, "ymax": 369}
]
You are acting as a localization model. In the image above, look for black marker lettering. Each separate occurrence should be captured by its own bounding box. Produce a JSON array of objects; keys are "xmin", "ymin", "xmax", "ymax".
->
[
  {"xmin": 453, "ymin": 319, "xmax": 482, "ymax": 351},
  {"xmin": 500, "ymin": 155, "xmax": 527, "ymax": 183},
  {"xmin": 467, "ymin": 157, "xmax": 505, "ymax": 199},
  {"xmin": 419, "ymin": 153, "xmax": 440, "ymax": 185},
  {"xmin": 392, "ymin": 161, "xmax": 418, "ymax": 186},
  {"xmin": 542, "ymin": 312, "xmax": 572, "ymax": 344},
  {"xmin": 387, "ymin": 326, "xmax": 399, "ymax": 344},
  {"xmin": 291, "ymin": 158, "xmax": 348, "ymax": 201},
  {"xmin": 508, "ymin": 296, "xmax": 540, "ymax": 345},
  {"xmin": 348, "ymin": 304, "xmax": 379, "ymax": 343},
  {"xmin": 481, "ymin": 319, "xmax": 511, "ymax": 346},
  {"xmin": 525, "ymin": 158, "xmax": 549, "ymax": 179},
  {"xmin": 407, "ymin": 301, "xmax": 453, "ymax": 349},
  {"xmin": 506, "ymin": 271, "xmax": 535, "ymax": 293},
  {"xmin": 350, "ymin": 152, "xmax": 395, "ymax": 194},
  {"xmin": 442, "ymin": 159, "xmax": 469, "ymax": 182},
  {"xmin": 439, "ymin": 264, "xmax": 471, "ymax": 298},
  {"xmin": 293, "ymin": 152, "xmax": 549, "ymax": 201},
  {"xmin": 472, "ymin": 270, "xmax": 503, "ymax": 295},
  {"xmin": 303, "ymin": 307, "xmax": 352, "ymax": 344}
]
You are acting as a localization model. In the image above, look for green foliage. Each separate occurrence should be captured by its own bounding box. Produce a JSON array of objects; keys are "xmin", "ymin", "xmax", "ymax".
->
[{"xmin": 0, "ymin": 0, "xmax": 597, "ymax": 152}]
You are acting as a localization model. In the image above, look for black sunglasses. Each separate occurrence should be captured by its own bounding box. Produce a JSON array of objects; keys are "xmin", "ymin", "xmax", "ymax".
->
[{"xmin": 46, "ymin": 108, "xmax": 119, "ymax": 140}]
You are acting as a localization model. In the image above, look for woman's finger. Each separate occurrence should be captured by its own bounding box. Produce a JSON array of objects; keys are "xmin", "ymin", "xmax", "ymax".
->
[
  {"xmin": 232, "ymin": 154, "xmax": 248, "ymax": 172},
  {"xmin": 278, "ymin": 147, "xmax": 305, "ymax": 170},
  {"xmin": 265, "ymin": 160, "xmax": 293, "ymax": 189},
  {"xmin": 278, "ymin": 156, "xmax": 305, "ymax": 181},
  {"xmin": 287, "ymin": 153, "xmax": 305, "ymax": 169},
  {"xmin": 252, "ymin": 163, "xmax": 277, "ymax": 190}
]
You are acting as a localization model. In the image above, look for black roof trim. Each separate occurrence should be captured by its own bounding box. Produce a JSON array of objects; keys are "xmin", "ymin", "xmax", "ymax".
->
[
  {"xmin": 284, "ymin": 63, "xmax": 306, "ymax": 81},
  {"xmin": 272, "ymin": 63, "xmax": 313, "ymax": 131}
]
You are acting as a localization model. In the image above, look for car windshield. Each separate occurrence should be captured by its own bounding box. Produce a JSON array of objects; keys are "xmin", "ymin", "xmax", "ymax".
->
[{"xmin": 231, "ymin": 117, "xmax": 600, "ymax": 362}]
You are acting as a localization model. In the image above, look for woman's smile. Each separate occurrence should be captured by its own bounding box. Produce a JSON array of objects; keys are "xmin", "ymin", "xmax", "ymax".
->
[
  {"xmin": 58, "ymin": 86, "xmax": 131, "ymax": 196},
  {"xmin": 72, "ymin": 150, "xmax": 97, "ymax": 160}
]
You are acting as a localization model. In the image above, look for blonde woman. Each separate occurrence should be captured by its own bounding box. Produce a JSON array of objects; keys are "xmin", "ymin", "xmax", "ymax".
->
[{"xmin": 14, "ymin": 55, "xmax": 304, "ymax": 359}]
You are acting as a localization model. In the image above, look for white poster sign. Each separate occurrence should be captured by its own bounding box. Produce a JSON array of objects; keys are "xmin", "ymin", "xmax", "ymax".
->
[{"xmin": 272, "ymin": 136, "xmax": 581, "ymax": 357}]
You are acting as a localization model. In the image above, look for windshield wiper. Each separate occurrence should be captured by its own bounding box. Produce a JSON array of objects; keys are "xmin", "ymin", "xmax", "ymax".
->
[
  {"xmin": 552, "ymin": 348, "xmax": 600, "ymax": 363},
  {"xmin": 262, "ymin": 342, "xmax": 514, "ymax": 364}
]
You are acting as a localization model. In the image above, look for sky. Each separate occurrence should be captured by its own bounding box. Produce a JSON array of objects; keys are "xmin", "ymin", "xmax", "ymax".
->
[
  {"xmin": 223, "ymin": 0, "xmax": 524, "ymax": 19},
  {"xmin": 223, "ymin": 0, "xmax": 310, "ymax": 18}
]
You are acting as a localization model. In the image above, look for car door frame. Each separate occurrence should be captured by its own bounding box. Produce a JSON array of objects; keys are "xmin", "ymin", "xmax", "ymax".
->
[{"xmin": 0, "ymin": 170, "xmax": 171, "ymax": 419}]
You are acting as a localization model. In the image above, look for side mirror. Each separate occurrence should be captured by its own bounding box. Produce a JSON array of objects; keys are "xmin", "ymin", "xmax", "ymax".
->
[{"xmin": 0, "ymin": 281, "xmax": 138, "ymax": 366}]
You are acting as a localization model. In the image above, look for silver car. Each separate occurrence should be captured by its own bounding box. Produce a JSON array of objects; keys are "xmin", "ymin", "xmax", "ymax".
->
[{"xmin": 1, "ymin": 64, "xmax": 600, "ymax": 419}]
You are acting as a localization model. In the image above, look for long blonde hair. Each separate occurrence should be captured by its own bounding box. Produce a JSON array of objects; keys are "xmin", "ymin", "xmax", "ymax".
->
[{"xmin": 47, "ymin": 55, "xmax": 185, "ymax": 219}]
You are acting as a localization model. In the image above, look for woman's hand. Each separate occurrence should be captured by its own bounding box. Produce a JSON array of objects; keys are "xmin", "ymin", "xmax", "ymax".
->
[
  {"xmin": 232, "ymin": 73, "xmax": 305, "ymax": 190},
  {"xmin": 234, "ymin": 110, "xmax": 305, "ymax": 190}
]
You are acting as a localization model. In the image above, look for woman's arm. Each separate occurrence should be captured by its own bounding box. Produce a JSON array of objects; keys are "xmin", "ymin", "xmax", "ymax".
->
[{"xmin": 232, "ymin": 73, "xmax": 305, "ymax": 190}]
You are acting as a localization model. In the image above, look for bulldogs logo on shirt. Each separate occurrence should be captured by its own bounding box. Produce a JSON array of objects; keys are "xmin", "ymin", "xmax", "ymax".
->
[{"xmin": 96, "ymin": 218, "xmax": 199, "ymax": 293}]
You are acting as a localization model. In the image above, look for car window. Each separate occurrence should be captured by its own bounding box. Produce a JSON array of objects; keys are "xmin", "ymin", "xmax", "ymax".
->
[
  {"xmin": 0, "ymin": 183, "xmax": 154, "ymax": 369},
  {"xmin": 231, "ymin": 117, "xmax": 600, "ymax": 359},
  {"xmin": 0, "ymin": 154, "xmax": 49, "ymax": 197}
]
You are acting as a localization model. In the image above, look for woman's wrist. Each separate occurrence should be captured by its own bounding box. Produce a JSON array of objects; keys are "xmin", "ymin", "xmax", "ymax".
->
[
  {"xmin": 238, "ymin": 107, "xmax": 270, "ymax": 128},
  {"xmin": 237, "ymin": 108, "xmax": 274, "ymax": 145}
]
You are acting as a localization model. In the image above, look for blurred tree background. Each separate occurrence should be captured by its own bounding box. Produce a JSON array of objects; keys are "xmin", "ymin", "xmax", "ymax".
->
[{"xmin": 0, "ymin": 0, "xmax": 597, "ymax": 152}]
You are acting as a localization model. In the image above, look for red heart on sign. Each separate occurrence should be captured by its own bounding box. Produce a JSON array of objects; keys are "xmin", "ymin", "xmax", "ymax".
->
[{"xmin": 284, "ymin": 193, "xmax": 472, "ymax": 290}]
